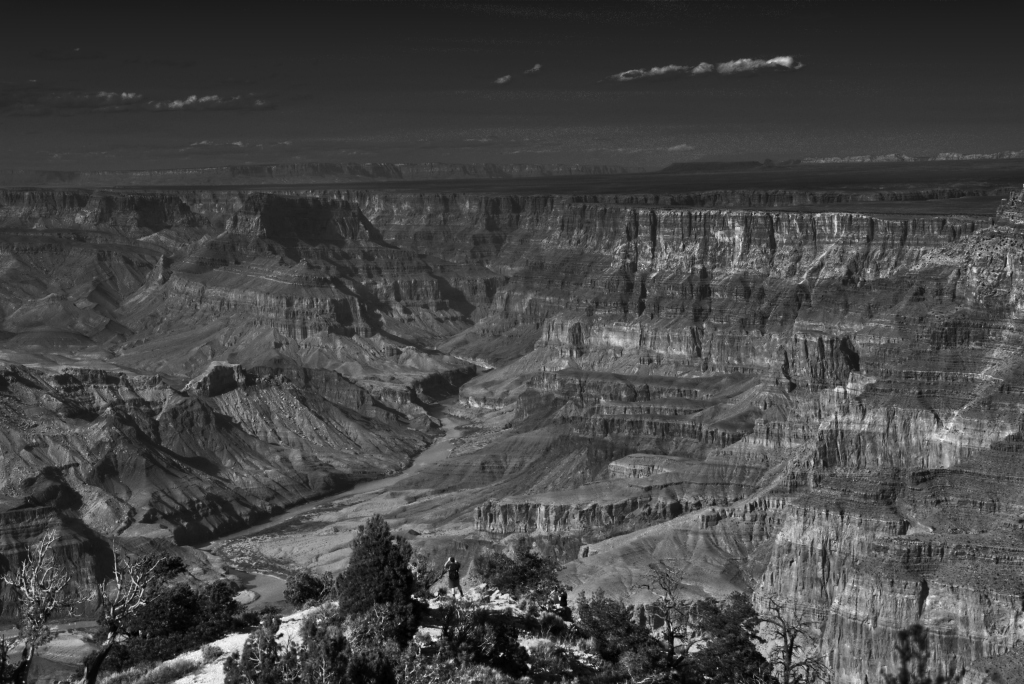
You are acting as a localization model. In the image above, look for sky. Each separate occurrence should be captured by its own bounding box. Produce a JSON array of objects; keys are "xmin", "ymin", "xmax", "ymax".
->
[{"xmin": 1, "ymin": 1, "xmax": 1022, "ymax": 171}]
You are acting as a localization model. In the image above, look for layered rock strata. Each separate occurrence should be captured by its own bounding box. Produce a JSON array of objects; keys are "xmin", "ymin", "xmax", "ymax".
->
[{"xmin": 3, "ymin": 182, "xmax": 1024, "ymax": 681}]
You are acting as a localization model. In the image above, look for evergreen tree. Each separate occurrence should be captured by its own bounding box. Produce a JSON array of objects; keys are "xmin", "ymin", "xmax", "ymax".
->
[
  {"xmin": 223, "ymin": 616, "xmax": 300, "ymax": 684},
  {"xmin": 285, "ymin": 570, "xmax": 333, "ymax": 608},
  {"xmin": 689, "ymin": 593, "xmax": 774, "ymax": 684},
  {"xmin": 335, "ymin": 515, "xmax": 415, "ymax": 615}
]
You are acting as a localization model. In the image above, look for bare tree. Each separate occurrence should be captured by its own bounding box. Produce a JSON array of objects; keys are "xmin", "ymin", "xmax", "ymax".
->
[
  {"xmin": 78, "ymin": 550, "xmax": 161, "ymax": 684},
  {"xmin": 2, "ymin": 528, "xmax": 77, "ymax": 684},
  {"xmin": 760, "ymin": 596, "xmax": 831, "ymax": 684},
  {"xmin": 632, "ymin": 559, "xmax": 703, "ymax": 668}
]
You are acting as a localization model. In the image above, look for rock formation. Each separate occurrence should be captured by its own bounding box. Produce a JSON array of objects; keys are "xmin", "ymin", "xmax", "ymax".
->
[{"xmin": 1, "ymin": 169, "xmax": 1024, "ymax": 680}]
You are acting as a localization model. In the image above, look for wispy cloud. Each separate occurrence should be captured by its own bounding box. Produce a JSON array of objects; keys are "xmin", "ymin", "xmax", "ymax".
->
[
  {"xmin": 152, "ymin": 94, "xmax": 269, "ymax": 111},
  {"xmin": 612, "ymin": 64, "xmax": 689, "ymax": 81},
  {"xmin": 716, "ymin": 56, "xmax": 798, "ymax": 74},
  {"xmin": 611, "ymin": 55, "xmax": 801, "ymax": 81},
  {"xmin": 0, "ymin": 85, "xmax": 272, "ymax": 115},
  {"xmin": 666, "ymin": 143, "xmax": 693, "ymax": 152},
  {"xmin": 524, "ymin": 64, "xmax": 542, "ymax": 74},
  {"xmin": 495, "ymin": 75, "xmax": 512, "ymax": 85}
]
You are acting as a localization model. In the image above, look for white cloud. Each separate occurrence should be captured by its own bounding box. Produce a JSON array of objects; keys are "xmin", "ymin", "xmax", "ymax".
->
[
  {"xmin": 611, "ymin": 64, "xmax": 689, "ymax": 82},
  {"xmin": 524, "ymin": 64, "xmax": 542, "ymax": 74},
  {"xmin": 610, "ymin": 56, "xmax": 801, "ymax": 81},
  {"xmin": 666, "ymin": 143, "xmax": 693, "ymax": 151},
  {"xmin": 495, "ymin": 75, "xmax": 512, "ymax": 84},
  {"xmin": 97, "ymin": 91, "xmax": 142, "ymax": 102},
  {"xmin": 717, "ymin": 55, "xmax": 800, "ymax": 74},
  {"xmin": 150, "ymin": 93, "xmax": 270, "ymax": 111}
]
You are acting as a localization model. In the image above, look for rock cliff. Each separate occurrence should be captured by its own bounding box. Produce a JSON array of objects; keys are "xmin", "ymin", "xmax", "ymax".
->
[{"xmin": 2, "ymin": 177, "xmax": 1024, "ymax": 680}]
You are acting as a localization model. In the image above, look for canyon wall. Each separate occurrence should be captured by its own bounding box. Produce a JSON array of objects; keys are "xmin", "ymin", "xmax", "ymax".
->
[{"xmin": 2, "ymin": 183, "xmax": 1024, "ymax": 680}]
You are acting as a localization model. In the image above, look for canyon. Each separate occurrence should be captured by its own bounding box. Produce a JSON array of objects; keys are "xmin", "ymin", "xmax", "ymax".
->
[{"xmin": 2, "ymin": 161, "xmax": 1024, "ymax": 682}]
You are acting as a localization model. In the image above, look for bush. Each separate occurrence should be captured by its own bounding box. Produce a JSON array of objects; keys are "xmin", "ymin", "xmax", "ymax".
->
[
  {"xmin": 224, "ymin": 616, "xmax": 302, "ymax": 684},
  {"xmin": 335, "ymin": 515, "xmax": 416, "ymax": 615},
  {"xmin": 688, "ymin": 593, "xmax": 773, "ymax": 684},
  {"xmin": 223, "ymin": 602, "xmax": 408, "ymax": 684},
  {"xmin": 528, "ymin": 640, "xmax": 576, "ymax": 681},
  {"xmin": 575, "ymin": 589, "xmax": 656, "ymax": 663},
  {"xmin": 537, "ymin": 611, "xmax": 568, "ymax": 638},
  {"xmin": 100, "ymin": 579, "xmax": 255, "ymax": 673},
  {"xmin": 437, "ymin": 606, "xmax": 529, "ymax": 678},
  {"xmin": 473, "ymin": 537, "xmax": 563, "ymax": 599},
  {"xmin": 201, "ymin": 644, "xmax": 224, "ymax": 662},
  {"xmin": 285, "ymin": 569, "xmax": 333, "ymax": 608},
  {"xmin": 396, "ymin": 658, "xmax": 520, "ymax": 684},
  {"xmin": 347, "ymin": 602, "xmax": 419, "ymax": 652},
  {"xmin": 299, "ymin": 612, "xmax": 355, "ymax": 684}
]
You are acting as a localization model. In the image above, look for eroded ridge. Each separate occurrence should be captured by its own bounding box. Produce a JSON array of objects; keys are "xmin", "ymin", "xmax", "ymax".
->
[{"xmin": 1, "ymin": 184, "xmax": 1023, "ymax": 681}]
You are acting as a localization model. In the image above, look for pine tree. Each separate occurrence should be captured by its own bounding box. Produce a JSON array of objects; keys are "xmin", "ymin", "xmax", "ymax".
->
[{"xmin": 335, "ymin": 515, "xmax": 415, "ymax": 615}]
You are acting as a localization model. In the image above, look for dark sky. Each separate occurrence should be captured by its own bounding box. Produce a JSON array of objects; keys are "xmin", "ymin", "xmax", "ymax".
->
[{"xmin": 1, "ymin": 1, "xmax": 1021, "ymax": 171}]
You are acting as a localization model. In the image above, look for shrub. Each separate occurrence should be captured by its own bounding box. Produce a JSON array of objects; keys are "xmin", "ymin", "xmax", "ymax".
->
[
  {"xmin": 575, "ymin": 589, "xmax": 656, "ymax": 663},
  {"xmin": 284, "ymin": 569, "xmax": 333, "ymax": 608},
  {"xmin": 224, "ymin": 616, "xmax": 302, "ymax": 684},
  {"xmin": 335, "ymin": 515, "xmax": 416, "ymax": 615},
  {"xmin": 347, "ymin": 649, "xmax": 398, "ymax": 684},
  {"xmin": 99, "ymin": 579, "xmax": 254, "ymax": 673},
  {"xmin": 537, "ymin": 611, "xmax": 568, "ymax": 638},
  {"xmin": 437, "ymin": 606, "xmax": 529, "ymax": 678},
  {"xmin": 201, "ymin": 644, "xmax": 224, "ymax": 662},
  {"xmin": 688, "ymin": 593, "xmax": 773, "ymax": 684},
  {"xmin": 473, "ymin": 537, "xmax": 563, "ymax": 599},
  {"xmin": 299, "ymin": 612, "xmax": 354, "ymax": 684},
  {"xmin": 528, "ymin": 640, "xmax": 576, "ymax": 681},
  {"xmin": 347, "ymin": 602, "xmax": 419, "ymax": 652},
  {"xmin": 396, "ymin": 658, "xmax": 520, "ymax": 684}
]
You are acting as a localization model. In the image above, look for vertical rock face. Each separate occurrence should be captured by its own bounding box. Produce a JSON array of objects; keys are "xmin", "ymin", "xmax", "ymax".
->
[{"xmin": 3, "ymin": 181, "xmax": 1024, "ymax": 679}]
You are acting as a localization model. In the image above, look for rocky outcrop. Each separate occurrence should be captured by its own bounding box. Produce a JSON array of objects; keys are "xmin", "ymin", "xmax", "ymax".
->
[
  {"xmin": 999, "ymin": 185, "xmax": 1024, "ymax": 225},
  {"xmin": 475, "ymin": 494, "xmax": 691, "ymax": 536}
]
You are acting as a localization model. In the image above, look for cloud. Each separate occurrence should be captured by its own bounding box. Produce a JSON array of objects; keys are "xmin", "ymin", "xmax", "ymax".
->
[
  {"xmin": 611, "ymin": 64, "xmax": 689, "ymax": 82},
  {"xmin": 152, "ymin": 94, "xmax": 271, "ymax": 111},
  {"xmin": 716, "ymin": 55, "xmax": 799, "ymax": 74},
  {"xmin": 524, "ymin": 64, "xmax": 542, "ymax": 74},
  {"xmin": 666, "ymin": 143, "xmax": 693, "ymax": 151},
  {"xmin": 0, "ymin": 87, "xmax": 143, "ymax": 114},
  {"xmin": 495, "ymin": 75, "xmax": 512, "ymax": 84},
  {"xmin": 0, "ymin": 85, "xmax": 273, "ymax": 115},
  {"xmin": 610, "ymin": 56, "xmax": 801, "ymax": 81}
]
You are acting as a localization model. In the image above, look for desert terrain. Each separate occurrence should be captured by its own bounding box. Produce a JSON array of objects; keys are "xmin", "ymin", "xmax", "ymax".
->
[{"xmin": 3, "ymin": 159, "xmax": 1024, "ymax": 681}]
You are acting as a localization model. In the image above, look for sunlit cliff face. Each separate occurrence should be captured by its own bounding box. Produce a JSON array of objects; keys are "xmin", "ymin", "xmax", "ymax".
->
[{"xmin": 1, "ymin": 1, "xmax": 1022, "ymax": 171}]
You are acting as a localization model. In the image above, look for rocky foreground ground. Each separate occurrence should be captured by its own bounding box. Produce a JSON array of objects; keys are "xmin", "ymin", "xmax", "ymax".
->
[{"xmin": 3, "ymin": 162, "xmax": 1024, "ymax": 681}]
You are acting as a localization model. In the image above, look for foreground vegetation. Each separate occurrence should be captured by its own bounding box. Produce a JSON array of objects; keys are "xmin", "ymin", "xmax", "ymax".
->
[
  {"xmin": 232, "ymin": 516, "xmax": 958, "ymax": 684},
  {"xmin": 0, "ymin": 518, "xmax": 960, "ymax": 684}
]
